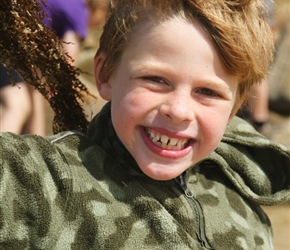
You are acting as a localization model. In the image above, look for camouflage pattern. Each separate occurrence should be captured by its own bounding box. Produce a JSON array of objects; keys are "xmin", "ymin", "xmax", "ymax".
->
[{"xmin": 1, "ymin": 103, "xmax": 290, "ymax": 249}]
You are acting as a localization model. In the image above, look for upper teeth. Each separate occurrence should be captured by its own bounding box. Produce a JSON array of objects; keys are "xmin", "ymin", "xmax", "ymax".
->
[{"xmin": 145, "ymin": 128, "xmax": 189, "ymax": 150}]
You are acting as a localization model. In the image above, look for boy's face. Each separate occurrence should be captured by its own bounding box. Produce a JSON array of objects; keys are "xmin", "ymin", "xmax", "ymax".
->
[{"xmin": 95, "ymin": 18, "xmax": 239, "ymax": 180}]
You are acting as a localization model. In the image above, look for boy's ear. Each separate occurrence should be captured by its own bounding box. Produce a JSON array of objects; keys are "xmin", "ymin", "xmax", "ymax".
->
[{"xmin": 94, "ymin": 53, "xmax": 112, "ymax": 101}]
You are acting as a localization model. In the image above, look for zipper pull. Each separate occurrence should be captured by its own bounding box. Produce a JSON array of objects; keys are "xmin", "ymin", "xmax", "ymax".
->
[{"xmin": 175, "ymin": 174, "xmax": 194, "ymax": 197}]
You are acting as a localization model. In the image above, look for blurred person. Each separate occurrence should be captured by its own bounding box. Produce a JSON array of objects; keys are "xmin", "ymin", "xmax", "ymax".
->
[
  {"xmin": 83, "ymin": 0, "xmax": 108, "ymax": 48},
  {"xmin": 0, "ymin": 64, "xmax": 32, "ymax": 134},
  {"xmin": 40, "ymin": 0, "xmax": 89, "ymax": 65},
  {"xmin": 246, "ymin": 0, "xmax": 275, "ymax": 133},
  {"xmin": 0, "ymin": 64, "xmax": 46, "ymax": 135},
  {"xmin": 248, "ymin": 79, "xmax": 270, "ymax": 132},
  {"xmin": 86, "ymin": 0, "xmax": 108, "ymax": 28},
  {"xmin": 25, "ymin": 84, "xmax": 46, "ymax": 136}
]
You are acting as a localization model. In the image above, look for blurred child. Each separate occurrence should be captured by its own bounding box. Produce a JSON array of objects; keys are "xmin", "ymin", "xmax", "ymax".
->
[
  {"xmin": 0, "ymin": 64, "xmax": 31, "ymax": 134},
  {"xmin": 0, "ymin": 64, "xmax": 46, "ymax": 135},
  {"xmin": 1, "ymin": 0, "xmax": 290, "ymax": 249},
  {"xmin": 243, "ymin": 0, "xmax": 276, "ymax": 133},
  {"xmin": 40, "ymin": 0, "xmax": 89, "ymax": 65}
]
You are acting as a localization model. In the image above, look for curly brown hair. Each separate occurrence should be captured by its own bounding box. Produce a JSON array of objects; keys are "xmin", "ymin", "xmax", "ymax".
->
[{"xmin": 0, "ymin": 0, "xmax": 93, "ymax": 134}]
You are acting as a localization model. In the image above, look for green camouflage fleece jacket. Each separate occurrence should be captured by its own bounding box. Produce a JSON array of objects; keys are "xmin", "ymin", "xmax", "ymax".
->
[{"xmin": 1, "ymin": 102, "xmax": 290, "ymax": 250}]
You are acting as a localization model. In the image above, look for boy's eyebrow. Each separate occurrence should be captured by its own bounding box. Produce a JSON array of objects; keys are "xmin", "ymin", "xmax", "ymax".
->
[
  {"xmin": 130, "ymin": 62, "xmax": 164, "ymax": 72},
  {"xmin": 198, "ymin": 80, "xmax": 235, "ymax": 92},
  {"xmin": 129, "ymin": 62, "xmax": 168, "ymax": 78},
  {"xmin": 130, "ymin": 62, "xmax": 188, "ymax": 78}
]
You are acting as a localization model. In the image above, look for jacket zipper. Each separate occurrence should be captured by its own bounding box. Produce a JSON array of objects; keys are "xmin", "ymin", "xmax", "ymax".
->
[{"xmin": 175, "ymin": 174, "xmax": 214, "ymax": 250}]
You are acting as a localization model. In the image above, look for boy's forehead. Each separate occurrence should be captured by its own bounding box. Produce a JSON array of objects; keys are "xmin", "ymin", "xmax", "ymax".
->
[
  {"xmin": 129, "ymin": 16, "xmax": 196, "ymax": 45},
  {"xmin": 119, "ymin": 18, "xmax": 237, "ymax": 83}
]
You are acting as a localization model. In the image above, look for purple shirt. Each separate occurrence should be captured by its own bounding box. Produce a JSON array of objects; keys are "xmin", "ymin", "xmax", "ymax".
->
[{"xmin": 40, "ymin": 0, "xmax": 89, "ymax": 39}]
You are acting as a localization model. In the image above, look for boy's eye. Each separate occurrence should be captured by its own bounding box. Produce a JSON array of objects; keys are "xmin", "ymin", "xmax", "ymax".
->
[
  {"xmin": 196, "ymin": 88, "xmax": 220, "ymax": 97},
  {"xmin": 142, "ymin": 76, "xmax": 166, "ymax": 84}
]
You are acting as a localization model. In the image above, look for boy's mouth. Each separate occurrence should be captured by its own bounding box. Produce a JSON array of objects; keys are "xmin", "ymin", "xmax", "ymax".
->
[{"xmin": 144, "ymin": 127, "xmax": 190, "ymax": 150}]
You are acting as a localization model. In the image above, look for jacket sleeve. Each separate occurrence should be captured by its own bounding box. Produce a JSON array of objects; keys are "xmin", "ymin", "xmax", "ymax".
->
[{"xmin": 0, "ymin": 132, "xmax": 61, "ymax": 248}]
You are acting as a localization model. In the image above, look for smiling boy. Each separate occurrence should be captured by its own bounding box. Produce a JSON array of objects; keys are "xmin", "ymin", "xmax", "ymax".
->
[
  {"xmin": 95, "ymin": 17, "xmax": 239, "ymax": 181},
  {"xmin": 1, "ymin": 0, "xmax": 290, "ymax": 249}
]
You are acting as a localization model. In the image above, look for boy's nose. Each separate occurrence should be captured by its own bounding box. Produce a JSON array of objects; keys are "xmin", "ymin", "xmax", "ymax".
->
[{"xmin": 159, "ymin": 92, "xmax": 195, "ymax": 124}]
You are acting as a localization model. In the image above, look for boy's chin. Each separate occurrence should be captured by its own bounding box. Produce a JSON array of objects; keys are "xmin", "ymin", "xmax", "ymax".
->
[{"xmin": 138, "ymin": 164, "xmax": 186, "ymax": 181}]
